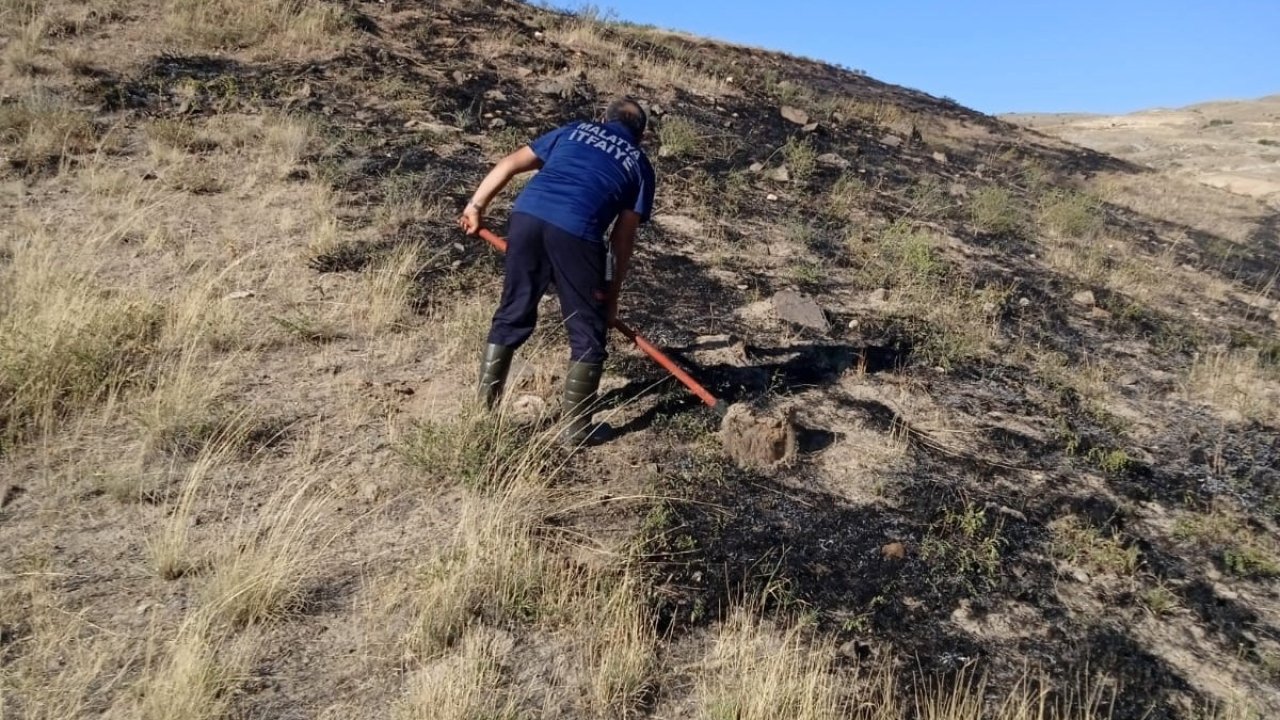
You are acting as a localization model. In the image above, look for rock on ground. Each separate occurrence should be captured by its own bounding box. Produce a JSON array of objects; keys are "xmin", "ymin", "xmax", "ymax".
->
[{"xmin": 772, "ymin": 289, "xmax": 831, "ymax": 332}]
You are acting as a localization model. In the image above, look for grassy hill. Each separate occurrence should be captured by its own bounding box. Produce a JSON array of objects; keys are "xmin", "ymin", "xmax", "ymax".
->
[{"xmin": 2, "ymin": 1, "xmax": 1279, "ymax": 718}]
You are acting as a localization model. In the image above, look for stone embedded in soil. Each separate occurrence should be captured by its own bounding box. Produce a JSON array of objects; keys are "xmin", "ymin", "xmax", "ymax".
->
[
  {"xmin": 719, "ymin": 404, "xmax": 798, "ymax": 470},
  {"xmin": 767, "ymin": 166, "xmax": 791, "ymax": 183},
  {"xmin": 932, "ymin": 151, "xmax": 949, "ymax": 164},
  {"xmin": 772, "ymin": 290, "xmax": 830, "ymax": 332},
  {"xmin": 880, "ymin": 134, "xmax": 904, "ymax": 148},
  {"xmin": 802, "ymin": 122, "xmax": 821, "ymax": 134},
  {"xmin": 1072, "ymin": 290, "xmax": 1097, "ymax": 307},
  {"xmin": 817, "ymin": 153, "xmax": 850, "ymax": 169},
  {"xmin": 749, "ymin": 162, "xmax": 765, "ymax": 173},
  {"xmin": 780, "ymin": 105, "xmax": 810, "ymax": 125}
]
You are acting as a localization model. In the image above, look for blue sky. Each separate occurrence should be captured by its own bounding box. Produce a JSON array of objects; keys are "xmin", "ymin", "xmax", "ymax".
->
[{"xmin": 548, "ymin": 1, "xmax": 1279, "ymax": 115}]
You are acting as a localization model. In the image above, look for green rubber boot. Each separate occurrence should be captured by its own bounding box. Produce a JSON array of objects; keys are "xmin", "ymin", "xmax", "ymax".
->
[
  {"xmin": 561, "ymin": 361, "xmax": 606, "ymax": 446},
  {"xmin": 476, "ymin": 343, "xmax": 514, "ymax": 409}
]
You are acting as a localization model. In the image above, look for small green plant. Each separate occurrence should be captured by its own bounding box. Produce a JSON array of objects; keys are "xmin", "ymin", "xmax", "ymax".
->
[
  {"xmin": 904, "ymin": 176, "xmax": 955, "ymax": 222},
  {"xmin": 1038, "ymin": 189, "xmax": 1103, "ymax": 238},
  {"xmin": 1206, "ymin": 118, "xmax": 1234, "ymax": 128},
  {"xmin": 790, "ymin": 259, "xmax": 824, "ymax": 286},
  {"xmin": 1223, "ymin": 546, "xmax": 1280, "ymax": 579},
  {"xmin": 1050, "ymin": 515, "xmax": 1140, "ymax": 576},
  {"xmin": 920, "ymin": 503, "xmax": 1004, "ymax": 592},
  {"xmin": 1087, "ymin": 447, "xmax": 1132, "ymax": 475},
  {"xmin": 399, "ymin": 409, "xmax": 549, "ymax": 492},
  {"xmin": 657, "ymin": 115, "xmax": 699, "ymax": 159},
  {"xmin": 864, "ymin": 222, "xmax": 947, "ymax": 288},
  {"xmin": 1141, "ymin": 583, "xmax": 1179, "ymax": 616},
  {"xmin": 1174, "ymin": 511, "xmax": 1280, "ymax": 579},
  {"xmin": 827, "ymin": 173, "xmax": 866, "ymax": 218},
  {"xmin": 969, "ymin": 185, "xmax": 1023, "ymax": 235},
  {"xmin": 781, "ymin": 135, "xmax": 817, "ymax": 184},
  {"xmin": 1259, "ymin": 138, "xmax": 1280, "ymax": 147}
]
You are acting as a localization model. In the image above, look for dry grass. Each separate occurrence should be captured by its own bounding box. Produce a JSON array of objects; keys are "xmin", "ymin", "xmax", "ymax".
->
[
  {"xmin": 0, "ymin": 90, "xmax": 99, "ymax": 170},
  {"xmin": 2, "ymin": 4, "xmax": 45, "ymax": 75},
  {"xmin": 969, "ymin": 185, "xmax": 1025, "ymax": 235},
  {"xmin": 346, "ymin": 243, "xmax": 421, "ymax": 334},
  {"xmin": 148, "ymin": 423, "xmax": 256, "ymax": 579},
  {"xmin": 395, "ymin": 628, "xmax": 518, "ymax": 720},
  {"xmin": 1173, "ymin": 507, "xmax": 1280, "ymax": 580},
  {"xmin": 783, "ymin": 135, "xmax": 818, "ymax": 184},
  {"xmin": 569, "ymin": 574, "xmax": 659, "ymax": 717},
  {"xmin": 699, "ymin": 608, "xmax": 843, "ymax": 720},
  {"xmin": 258, "ymin": 113, "xmax": 316, "ymax": 178},
  {"xmin": 1037, "ymin": 189, "xmax": 1103, "ymax": 239},
  {"xmin": 856, "ymin": 223, "xmax": 1011, "ymax": 367},
  {"xmin": 549, "ymin": 12, "xmax": 733, "ymax": 97},
  {"xmin": 0, "ymin": 563, "xmax": 130, "ymax": 720},
  {"xmin": 399, "ymin": 399, "xmax": 563, "ymax": 492},
  {"xmin": 1184, "ymin": 348, "xmax": 1280, "ymax": 424},
  {"xmin": 161, "ymin": 0, "xmax": 352, "ymax": 56},
  {"xmin": 657, "ymin": 115, "xmax": 701, "ymax": 159},
  {"xmin": 0, "ymin": 221, "xmax": 161, "ymax": 449},
  {"xmin": 199, "ymin": 476, "xmax": 332, "ymax": 627},
  {"xmin": 132, "ymin": 617, "xmax": 250, "ymax": 720},
  {"xmin": 1095, "ymin": 171, "xmax": 1263, "ymax": 245},
  {"xmin": 828, "ymin": 173, "xmax": 869, "ymax": 218},
  {"xmin": 404, "ymin": 483, "xmax": 559, "ymax": 657},
  {"xmin": 134, "ymin": 346, "xmax": 239, "ymax": 459},
  {"xmin": 824, "ymin": 97, "xmax": 908, "ymax": 128}
]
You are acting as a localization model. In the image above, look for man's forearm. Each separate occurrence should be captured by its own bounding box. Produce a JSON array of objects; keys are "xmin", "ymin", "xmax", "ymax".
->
[
  {"xmin": 469, "ymin": 164, "xmax": 514, "ymax": 209},
  {"xmin": 469, "ymin": 147, "xmax": 542, "ymax": 209}
]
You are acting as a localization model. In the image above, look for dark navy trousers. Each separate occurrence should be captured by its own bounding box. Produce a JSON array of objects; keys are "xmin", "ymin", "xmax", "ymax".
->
[{"xmin": 487, "ymin": 212, "xmax": 609, "ymax": 364}]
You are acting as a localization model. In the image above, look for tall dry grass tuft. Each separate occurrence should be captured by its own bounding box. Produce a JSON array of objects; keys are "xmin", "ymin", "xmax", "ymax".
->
[
  {"xmin": 0, "ymin": 563, "xmax": 129, "ymax": 720},
  {"xmin": 1, "ymin": 3, "xmax": 45, "ymax": 75},
  {"xmin": 1184, "ymin": 348, "xmax": 1280, "ymax": 424},
  {"xmin": 395, "ymin": 628, "xmax": 519, "ymax": 720},
  {"xmin": 0, "ymin": 90, "xmax": 99, "ymax": 169},
  {"xmin": 699, "ymin": 608, "xmax": 843, "ymax": 720},
  {"xmin": 405, "ymin": 482, "xmax": 558, "ymax": 657},
  {"xmin": 199, "ymin": 476, "xmax": 332, "ymax": 627},
  {"xmin": 133, "ymin": 616, "xmax": 250, "ymax": 720},
  {"xmin": 149, "ymin": 419, "xmax": 258, "ymax": 579},
  {"xmin": 348, "ymin": 244, "xmax": 421, "ymax": 334},
  {"xmin": 162, "ymin": 0, "xmax": 352, "ymax": 55},
  {"xmin": 0, "ymin": 222, "xmax": 161, "ymax": 450},
  {"xmin": 570, "ymin": 574, "xmax": 659, "ymax": 717},
  {"xmin": 136, "ymin": 355, "xmax": 236, "ymax": 459},
  {"xmin": 259, "ymin": 113, "xmax": 315, "ymax": 179}
]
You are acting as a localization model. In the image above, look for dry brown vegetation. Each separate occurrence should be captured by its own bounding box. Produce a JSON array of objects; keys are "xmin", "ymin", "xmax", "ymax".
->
[{"xmin": 2, "ymin": 1, "xmax": 1279, "ymax": 719}]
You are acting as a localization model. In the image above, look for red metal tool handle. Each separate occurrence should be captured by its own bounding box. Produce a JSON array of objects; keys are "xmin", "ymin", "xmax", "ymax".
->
[{"xmin": 476, "ymin": 228, "xmax": 725, "ymax": 415}]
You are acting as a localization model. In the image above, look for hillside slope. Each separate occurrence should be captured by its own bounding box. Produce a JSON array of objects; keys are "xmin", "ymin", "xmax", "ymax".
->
[
  {"xmin": 1007, "ymin": 95, "xmax": 1280, "ymax": 203},
  {"xmin": 2, "ymin": 2, "xmax": 1279, "ymax": 719}
]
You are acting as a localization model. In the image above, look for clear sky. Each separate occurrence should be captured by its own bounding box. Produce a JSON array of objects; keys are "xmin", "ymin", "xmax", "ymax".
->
[{"xmin": 547, "ymin": 1, "xmax": 1280, "ymax": 115}]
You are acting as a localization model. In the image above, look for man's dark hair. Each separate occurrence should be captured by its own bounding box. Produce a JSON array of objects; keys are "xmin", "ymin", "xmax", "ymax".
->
[{"xmin": 606, "ymin": 97, "xmax": 647, "ymax": 137}]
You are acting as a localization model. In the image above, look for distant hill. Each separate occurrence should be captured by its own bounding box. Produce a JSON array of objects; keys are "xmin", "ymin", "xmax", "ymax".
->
[{"xmin": 1006, "ymin": 95, "xmax": 1280, "ymax": 204}]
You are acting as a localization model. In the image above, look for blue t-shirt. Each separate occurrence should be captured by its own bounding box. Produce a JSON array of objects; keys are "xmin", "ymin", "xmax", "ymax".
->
[{"xmin": 512, "ymin": 120, "xmax": 656, "ymax": 243}]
